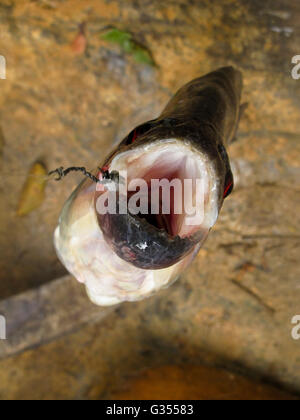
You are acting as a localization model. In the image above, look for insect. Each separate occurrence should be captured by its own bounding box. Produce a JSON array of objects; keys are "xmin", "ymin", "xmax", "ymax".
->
[{"xmin": 54, "ymin": 67, "xmax": 243, "ymax": 306}]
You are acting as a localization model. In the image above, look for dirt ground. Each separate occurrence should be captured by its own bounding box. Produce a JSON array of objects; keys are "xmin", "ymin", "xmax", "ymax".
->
[{"xmin": 0, "ymin": 0, "xmax": 299, "ymax": 399}]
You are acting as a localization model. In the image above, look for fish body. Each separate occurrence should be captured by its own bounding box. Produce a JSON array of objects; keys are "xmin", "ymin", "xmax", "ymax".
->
[{"xmin": 54, "ymin": 67, "xmax": 243, "ymax": 306}]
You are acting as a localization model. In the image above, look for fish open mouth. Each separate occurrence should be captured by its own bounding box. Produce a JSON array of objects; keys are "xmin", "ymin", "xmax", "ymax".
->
[
  {"xmin": 109, "ymin": 139, "xmax": 219, "ymax": 239},
  {"xmin": 95, "ymin": 139, "xmax": 220, "ymax": 269}
]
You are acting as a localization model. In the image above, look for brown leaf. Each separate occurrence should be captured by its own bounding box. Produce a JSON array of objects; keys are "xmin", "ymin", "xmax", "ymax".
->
[
  {"xmin": 71, "ymin": 23, "xmax": 87, "ymax": 55},
  {"xmin": 17, "ymin": 162, "xmax": 47, "ymax": 217}
]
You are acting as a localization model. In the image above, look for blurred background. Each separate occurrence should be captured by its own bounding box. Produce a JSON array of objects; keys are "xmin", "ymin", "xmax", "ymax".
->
[{"xmin": 0, "ymin": 0, "xmax": 299, "ymax": 400}]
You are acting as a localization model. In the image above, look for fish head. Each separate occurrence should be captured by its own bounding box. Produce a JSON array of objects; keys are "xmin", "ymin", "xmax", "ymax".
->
[
  {"xmin": 54, "ymin": 134, "xmax": 228, "ymax": 306},
  {"xmin": 54, "ymin": 66, "xmax": 241, "ymax": 306}
]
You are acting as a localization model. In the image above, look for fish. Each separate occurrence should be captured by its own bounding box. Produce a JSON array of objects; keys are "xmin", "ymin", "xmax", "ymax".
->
[{"xmin": 54, "ymin": 66, "xmax": 243, "ymax": 306}]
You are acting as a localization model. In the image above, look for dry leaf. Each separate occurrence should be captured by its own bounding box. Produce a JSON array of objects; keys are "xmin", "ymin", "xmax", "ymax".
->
[
  {"xmin": 17, "ymin": 162, "xmax": 47, "ymax": 216},
  {"xmin": 71, "ymin": 23, "xmax": 87, "ymax": 55}
]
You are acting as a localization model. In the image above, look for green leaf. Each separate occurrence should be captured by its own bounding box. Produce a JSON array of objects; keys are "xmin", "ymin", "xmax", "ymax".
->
[
  {"xmin": 101, "ymin": 28, "xmax": 155, "ymax": 67},
  {"xmin": 132, "ymin": 45, "xmax": 155, "ymax": 66},
  {"xmin": 101, "ymin": 28, "xmax": 131, "ymax": 45}
]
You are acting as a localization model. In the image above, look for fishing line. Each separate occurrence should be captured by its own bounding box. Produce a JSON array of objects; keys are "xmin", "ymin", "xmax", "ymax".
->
[
  {"xmin": 48, "ymin": 166, "xmax": 101, "ymax": 183},
  {"xmin": 48, "ymin": 166, "xmax": 121, "ymax": 185}
]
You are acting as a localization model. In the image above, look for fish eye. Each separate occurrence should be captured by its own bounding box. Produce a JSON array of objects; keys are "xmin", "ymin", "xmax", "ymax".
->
[{"xmin": 123, "ymin": 120, "xmax": 156, "ymax": 145}]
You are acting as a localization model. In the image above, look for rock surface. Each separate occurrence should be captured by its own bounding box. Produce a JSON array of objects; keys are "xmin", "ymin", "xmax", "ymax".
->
[{"xmin": 0, "ymin": 0, "xmax": 299, "ymax": 399}]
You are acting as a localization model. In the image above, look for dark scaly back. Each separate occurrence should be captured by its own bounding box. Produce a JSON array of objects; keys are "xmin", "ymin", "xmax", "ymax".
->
[{"xmin": 159, "ymin": 66, "xmax": 242, "ymax": 147}]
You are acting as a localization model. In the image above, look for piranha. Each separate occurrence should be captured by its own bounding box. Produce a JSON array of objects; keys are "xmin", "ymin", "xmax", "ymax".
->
[{"xmin": 54, "ymin": 66, "xmax": 243, "ymax": 306}]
